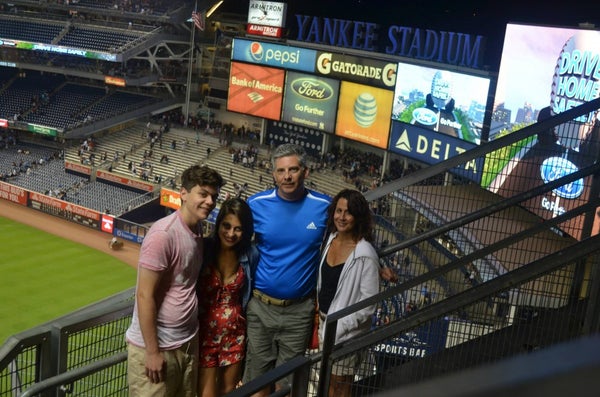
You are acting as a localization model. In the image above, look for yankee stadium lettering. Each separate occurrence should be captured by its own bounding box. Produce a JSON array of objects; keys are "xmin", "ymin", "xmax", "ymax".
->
[{"xmin": 295, "ymin": 15, "xmax": 486, "ymax": 69}]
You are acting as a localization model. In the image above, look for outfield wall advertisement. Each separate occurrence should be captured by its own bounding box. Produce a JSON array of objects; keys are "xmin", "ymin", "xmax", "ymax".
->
[
  {"xmin": 0, "ymin": 181, "xmax": 27, "ymax": 205},
  {"xmin": 29, "ymin": 192, "xmax": 100, "ymax": 229}
]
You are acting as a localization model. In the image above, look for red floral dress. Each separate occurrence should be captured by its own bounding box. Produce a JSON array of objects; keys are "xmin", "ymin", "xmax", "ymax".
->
[{"xmin": 197, "ymin": 264, "xmax": 246, "ymax": 367}]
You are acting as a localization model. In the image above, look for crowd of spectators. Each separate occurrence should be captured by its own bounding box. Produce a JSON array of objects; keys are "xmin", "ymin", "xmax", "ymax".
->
[{"xmin": 0, "ymin": 143, "xmax": 63, "ymax": 182}]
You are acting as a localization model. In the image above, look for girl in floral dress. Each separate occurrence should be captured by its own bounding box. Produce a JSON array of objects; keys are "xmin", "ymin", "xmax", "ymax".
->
[{"xmin": 197, "ymin": 198, "xmax": 258, "ymax": 397}]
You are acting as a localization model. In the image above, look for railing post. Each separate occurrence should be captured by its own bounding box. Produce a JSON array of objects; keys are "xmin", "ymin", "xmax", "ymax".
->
[{"xmin": 317, "ymin": 318, "xmax": 337, "ymax": 397}]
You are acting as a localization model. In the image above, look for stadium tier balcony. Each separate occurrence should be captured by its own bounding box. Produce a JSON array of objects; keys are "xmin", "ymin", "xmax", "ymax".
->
[
  {"xmin": 58, "ymin": 27, "xmax": 143, "ymax": 52},
  {"xmin": 0, "ymin": 17, "xmax": 64, "ymax": 43}
]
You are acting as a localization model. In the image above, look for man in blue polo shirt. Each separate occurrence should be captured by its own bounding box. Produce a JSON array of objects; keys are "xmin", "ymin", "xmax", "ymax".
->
[{"xmin": 244, "ymin": 143, "xmax": 331, "ymax": 396}]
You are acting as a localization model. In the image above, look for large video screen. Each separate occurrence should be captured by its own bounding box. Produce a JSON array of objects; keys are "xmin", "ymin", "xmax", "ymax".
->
[
  {"xmin": 335, "ymin": 81, "xmax": 393, "ymax": 149},
  {"xmin": 227, "ymin": 61, "xmax": 285, "ymax": 120},
  {"xmin": 281, "ymin": 71, "xmax": 340, "ymax": 132},
  {"xmin": 491, "ymin": 24, "xmax": 600, "ymax": 143},
  {"xmin": 392, "ymin": 62, "xmax": 490, "ymax": 145},
  {"xmin": 485, "ymin": 23, "xmax": 600, "ymax": 240}
]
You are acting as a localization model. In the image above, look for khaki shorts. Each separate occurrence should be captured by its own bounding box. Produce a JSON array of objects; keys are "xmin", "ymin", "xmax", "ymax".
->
[
  {"xmin": 318, "ymin": 312, "xmax": 361, "ymax": 376},
  {"xmin": 127, "ymin": 337, "xmax": 198, "ymax": 397}
]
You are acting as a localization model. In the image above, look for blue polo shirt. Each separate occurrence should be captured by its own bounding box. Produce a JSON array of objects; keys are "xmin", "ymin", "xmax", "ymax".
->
[{"xmin": 248, "ymin": 188, "xmax": 331, "ymax": 300}]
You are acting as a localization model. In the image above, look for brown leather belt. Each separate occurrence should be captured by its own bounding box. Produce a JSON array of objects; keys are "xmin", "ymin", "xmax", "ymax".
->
[{"xmin": 252, "ymin": 289, "xmax": 311, "ymax": 307}]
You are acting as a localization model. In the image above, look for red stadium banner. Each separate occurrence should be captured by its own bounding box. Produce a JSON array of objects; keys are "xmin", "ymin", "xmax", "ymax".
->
[
  {"xmin": 101, "ymin": 213, "xmax": 114, "ymax": 233},
  {"xmin": 0, "ymin": 119, "xmax": 8, "ymax": 128},
  {"xmin": 247, "ymin": 24, "xmax": 282, "ymax": 37},
  {"xmin": 96, "ymin": 170, "xmax": 154, "ymax": 192},
  {"xmin": 65, "ymin": 160, "xmax": 92, "ymax": 176},
  {"xmin": 0, "ymin": 181, "xmax": 27, "ymax": 205}
]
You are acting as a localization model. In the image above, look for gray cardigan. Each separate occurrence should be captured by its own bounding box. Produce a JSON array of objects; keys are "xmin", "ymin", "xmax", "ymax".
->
[{"xmin": 317, "ymin": 233, "xmax": 380, "ymax": 343}]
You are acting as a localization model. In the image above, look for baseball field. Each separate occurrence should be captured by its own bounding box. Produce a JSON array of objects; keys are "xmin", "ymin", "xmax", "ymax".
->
[{"xmin": 0, "ymin": 200, "xmax": 140, "ymax": 345}]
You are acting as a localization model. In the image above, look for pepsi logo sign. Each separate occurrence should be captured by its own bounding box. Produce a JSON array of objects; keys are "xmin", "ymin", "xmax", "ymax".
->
[{"xmin": 250, "ymin": 42, "xmax": 264, "ymax": 61}]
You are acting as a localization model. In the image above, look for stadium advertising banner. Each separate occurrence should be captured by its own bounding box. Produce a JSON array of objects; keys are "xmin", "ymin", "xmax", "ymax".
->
[
  {"xmin": 266, "ymin": 120, "xmax": 325, "ymax": 158},
  {"xmin": 101, "ymin": 214, "xmax": 114, "ymax": 233},
  {"xmin": 105, "ymin": 76, "xmax": 126, "ymax": 87},
  {"xmin": 335, "ymin": 81, "xmax": 393, "ymax": 149},
  {"xmin": 113, "ymin": 227, "xmax": 144, "ymax": 243},
  {"xmin": 389, "ymin": 121, "xmax": 483, "ymax": 183},
  {"xmin": 392, "ymin": 62, "xmax": 490, "ymax": 145},
  {"xmin": 281, "ymin": 71, "xmax": 340, "ymax": 132},
  {"xmin": 247, "ymin": 0, "xmax": 287, "ymax": 27},
  {"xmin": 160, "ymin": 188, "xmax": 181, "ymax": 210},
  {"xmin": 0, "ymin": 119, "xmax": 8, "ymax": 128},
  {"xmin": 315, "ymin": 52, "xmax": 397, "ymax": 90},
  {"xmin": 484, "ymin": 23, "xmax": 600, "ymax": 240},
  {"xmin": 231, "ymin": 38, "xmax": 316, "ymax": 73},
  {"xmin": 0, "ymin": 38, "xmax": 118, "ymax": 61},
  {"xmin": 247, "ymin": 25, "xmax": 283, "ymax": 38},
  {"xmin": 27, "ymin": 124, "xmax": 58, "ymax": 136},
  {"xmin": 96, "ymin": 170, "xmax": 154, "ymax": 193},
  {"xmin": 29, "ymin": 192, "xmax": 101, "ymax": 229},
  {"xmin": 0, "ymin": 181, "xmax": 27, "ymax": 205},
  {"xmin": 160, "ymin": 187, "xmax": 219, "ymax": 225},
  {"xmin": 247, "ymin": 0, "xmax": 286, "ymax": 37},
  {"xmin": 227, "ymin": 61, "xmax": 285, "ymax": 121},
  {"xmin": 65, "ymin": 160, "xmax": 92, "ymax": 176},
  {"xmin": 372, "ymin": 319, "xmax": 449, "ymax": 368}
]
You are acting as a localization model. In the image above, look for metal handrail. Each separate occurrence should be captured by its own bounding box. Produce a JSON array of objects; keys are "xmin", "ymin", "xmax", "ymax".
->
[{"xmin": 18, "ymin": 352, "xmax": 127, "ymax": 397}]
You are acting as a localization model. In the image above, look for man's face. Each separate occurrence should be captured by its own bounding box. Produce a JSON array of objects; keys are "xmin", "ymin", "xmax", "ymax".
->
[
  {"xmin": 272, "ymin": 155, "xmax": 308, "ymax": 200},
  {"xmin": 180, "ymin": 184, "xmax": 219, "ymax": 226}
]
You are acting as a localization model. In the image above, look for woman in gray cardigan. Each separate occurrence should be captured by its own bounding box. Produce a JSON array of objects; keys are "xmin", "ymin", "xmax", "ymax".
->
[{"xmin": 317, "ymin": 189, "xmax": 381, "ymax": 397}]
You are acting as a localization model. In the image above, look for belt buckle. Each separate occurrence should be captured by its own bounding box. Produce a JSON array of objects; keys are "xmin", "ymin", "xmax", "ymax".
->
[{"xmin": 254, "ymin": 289, "xmax": 289, "ymax": 307}]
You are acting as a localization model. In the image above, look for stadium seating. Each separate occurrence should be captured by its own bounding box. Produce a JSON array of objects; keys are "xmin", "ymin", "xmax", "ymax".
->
[
  {"xmin": 0, "ymin": 17, "xmax": 64, "ymax": 43},
  {"xmin": 58, "ymin": 26, "xmax": 143, "ymax": 52}
]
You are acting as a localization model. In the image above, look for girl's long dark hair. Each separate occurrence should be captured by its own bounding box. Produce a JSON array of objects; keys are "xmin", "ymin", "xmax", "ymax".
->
[{"xmin": 205, "ymin": 197, "xmax": 254, "ymax": 263}]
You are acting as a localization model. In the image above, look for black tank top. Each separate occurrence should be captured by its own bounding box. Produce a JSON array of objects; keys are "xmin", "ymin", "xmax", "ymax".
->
[{"xmin": 318, "ymin": 260, "xmax": 344, "ymax": 314}]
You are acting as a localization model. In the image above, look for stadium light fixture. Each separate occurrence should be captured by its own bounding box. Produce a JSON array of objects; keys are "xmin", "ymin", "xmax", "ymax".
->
[{"xmin": 206, "ymin": 1, "xmax": 224, "ymax": 18}]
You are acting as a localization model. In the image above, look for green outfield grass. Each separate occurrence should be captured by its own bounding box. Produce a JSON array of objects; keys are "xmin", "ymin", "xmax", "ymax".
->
[{"xmin": 0, "ymin": 216, "xmax": 137, "ymax": 345}]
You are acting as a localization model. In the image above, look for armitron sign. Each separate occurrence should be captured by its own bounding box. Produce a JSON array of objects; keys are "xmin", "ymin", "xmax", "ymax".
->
[
  {"xmin": 247, "ymin": 0, "xmax": 287, "ymax": 38},
  {"xmin": 247, "ymin": 24, "xmax": 282, "ymax": 37},
  {"xmin": 247, "ymin": 0, "xmax": 286, "ymax": 27}
]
